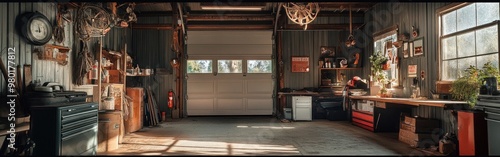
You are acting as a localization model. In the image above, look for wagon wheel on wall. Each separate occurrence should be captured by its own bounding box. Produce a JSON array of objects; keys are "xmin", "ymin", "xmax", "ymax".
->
[{"xmin": 75, "ymin": 3, "xmax": 112, "ymax": 41}]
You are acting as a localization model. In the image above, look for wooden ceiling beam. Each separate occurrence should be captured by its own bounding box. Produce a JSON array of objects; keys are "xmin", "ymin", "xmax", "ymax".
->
[
  {"xmin": 317, "ymin": 11, "xmax": 364, "ymax": 17},
  {"xmin": 187, "ymin": 24, "xmax": 274, "ymax": 30},
  {"xmin": 130, "ymin": 24, "xmax": 173, "ymax": 30},
  {"xmin": 136, "ymin": 11, "xmax": 173, "ymax": 17},
  {"xmin": 186, "ymin": 15, "xmax": 274, "ymax": 21},
  {"xmin": 130, "ymin": 23, "xmax": 363, "ymax": 31},
  {"xmin": 281, "ymin": 23, "xmax": 363, "ymax": 31}
]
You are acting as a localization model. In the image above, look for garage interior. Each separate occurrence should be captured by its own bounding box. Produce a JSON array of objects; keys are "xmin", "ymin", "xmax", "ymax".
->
[{"xmin": 0, "ymin": 1, "xmax": 499, "ymax": 156}]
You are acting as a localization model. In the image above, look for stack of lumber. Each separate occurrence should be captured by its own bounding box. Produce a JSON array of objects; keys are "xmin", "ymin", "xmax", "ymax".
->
[{"xmin": 144, "ymin": 86, "xmax": 160, "ymax": 126}]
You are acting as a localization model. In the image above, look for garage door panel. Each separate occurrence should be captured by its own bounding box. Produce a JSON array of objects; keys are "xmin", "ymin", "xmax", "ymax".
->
[
  {"xmin": 187, "ymin": 81, "xmax": 214, "ymax": 93},
  {"xmin": 247, "ymin": 99, "xmax": 273, "ymax": 110},
  {"xmin": 187, "ymin": 31, "xmax": 272, "ymax": 45},
  {"xmin": 188, "ymin": 45, "xmax": 272, "ymax": 55},
  {"xmin": 217, "ymin": 99, "xmax": 244, "ymax": 110},
  {"xmin": 247, "ymin": 80, "xmax": 273, "ymax": 94},
  {"xmin": 187, "ymin": 99, "xmax": 215, "ymax": 110},
  {"xmin": 217, "ymin": 81, "xmax": 244, "ymax": 94}
]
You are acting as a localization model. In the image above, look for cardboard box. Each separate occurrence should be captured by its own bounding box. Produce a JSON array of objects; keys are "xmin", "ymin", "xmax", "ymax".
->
[
  {"xmin": 403, "ymin": 116, "xmax": 440, "ymax": 129},
  {"xmin": 439, "ymin": 140, "xmax": 456, "ymax": 154},
  {"xmin": 400, "ymin": 122, "xmax": 439, "ymax": 133},
  {"xmin": 436, "ymin": 81, "xmax": 452, "ymax": 94},
  {"xmin": 399, "ymin": 129, "xmax": 437, "ymax": 148},
  {"xmin": 108, "ymin": 70, "xmax": 121, "ymax": 83},
  {"xmin": 399, "ymin": 128, "xmax": 433, "ymax": 141}
]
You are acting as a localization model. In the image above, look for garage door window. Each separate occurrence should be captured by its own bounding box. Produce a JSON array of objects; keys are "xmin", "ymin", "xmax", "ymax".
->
[
  {"xmin": 247, "ymin": 60, "xmax": 272, "ymax": 73},
  {"xmin": 187, "ymin": 60, "xmax": 212, "ymax": 73},
  {"xmin": 218, "ymin": 60, "xmax": 242, "ymax": 73}
]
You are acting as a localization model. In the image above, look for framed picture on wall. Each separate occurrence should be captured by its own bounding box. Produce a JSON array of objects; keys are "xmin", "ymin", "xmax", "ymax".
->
[
  {"xmin": 403, "ymin": 42, "xmax": 409, "ymax": 58},
  {"xmin": 320, "ymin": 46, "xmax": 335, "ymax": 58},
  {"xmin": 291, "ymin": 56, "xmax": 309, "ymax": 72},
  {"xmin": 408, "ymin": 64, "xmax": 417, "ymax": 77},
  {"xmin": 413, "ymin": 38, "xmax": 424, "ymax": 56}
]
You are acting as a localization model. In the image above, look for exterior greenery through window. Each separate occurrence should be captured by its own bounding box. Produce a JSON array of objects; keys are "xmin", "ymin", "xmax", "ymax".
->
[
  {"xmin": 247, "ymin": 60, "xmax": 272, "ymax": 73},
  {"xmin": 187, "ymin": 59, "xmax": 272, "ymax": 74},
  {"xmin": 440, "ymin": 3, "xmax": 499, "ymax": 81},
  {"xmin": 373, "ymin": 32, "xmax": 398, "ymax": 86}
]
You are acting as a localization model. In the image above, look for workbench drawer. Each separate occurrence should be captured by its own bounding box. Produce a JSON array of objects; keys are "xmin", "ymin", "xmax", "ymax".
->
[
  {"xmin": 352, "ymin": 110, "xmax": 374, "ymax": 123},
  {"xmin": 352, "ymin": 119, "xmax": 374, "ymax": 132}
]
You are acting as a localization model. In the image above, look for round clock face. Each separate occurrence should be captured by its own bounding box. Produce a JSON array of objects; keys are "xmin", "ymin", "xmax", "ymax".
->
[
  {"xmin": 30, "ymin": 18, "xmax": 50, "ymax": 40},
  {"xmin": 18, "ymin": 12, "xmax": 53, "ymax": 45}
]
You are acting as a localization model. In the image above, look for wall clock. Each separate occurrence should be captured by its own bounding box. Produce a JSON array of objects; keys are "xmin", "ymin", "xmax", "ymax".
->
[{"xmin": 19, "ymin": 11, "xmax": 53, "ymax": 45}]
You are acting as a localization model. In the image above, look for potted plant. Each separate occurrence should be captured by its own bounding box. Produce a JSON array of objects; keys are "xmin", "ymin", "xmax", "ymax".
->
[
  {"xmin": 450, "ymin": 61, "xmax": 500, "ymax": 108},
  {"xmin": 369, "ymin": 51, "xmax": 390, "ymax": 96}
]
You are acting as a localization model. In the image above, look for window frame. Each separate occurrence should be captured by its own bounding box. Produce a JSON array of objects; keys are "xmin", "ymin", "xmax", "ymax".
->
[{"xmin": 437, "ymin": 2, "xmax": 500, "ymax": 81}]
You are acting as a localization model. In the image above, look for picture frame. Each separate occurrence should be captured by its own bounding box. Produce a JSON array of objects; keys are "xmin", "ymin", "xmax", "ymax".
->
[
  {"xmin": 413, "ymin": 38, "xmax": 424, "ymax": 56},
  {"xmin": 403, "ymin": 42, "xmax": 409, "ymax": 58},
  {"xmin": 408, "ymin": 64, "xmax": 417, "ymax": 77},
  {"xmin": 291, "ymin": 56, "xmax": 310, "ymax": 72},
  {"xmin": 320, "ymin": 46, "xmax": 335, "ymax": 58}
]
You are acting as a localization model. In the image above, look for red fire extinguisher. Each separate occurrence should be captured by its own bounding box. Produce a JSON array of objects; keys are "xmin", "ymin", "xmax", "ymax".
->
[{"xmin": 168, "ymin": 90, "xmax": 174, "ymax": 109}]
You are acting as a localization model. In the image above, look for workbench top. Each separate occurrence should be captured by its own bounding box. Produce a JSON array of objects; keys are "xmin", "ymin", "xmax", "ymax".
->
[{"xmin": 349, "ymin": 95, "xmax": 468, "ymax": 108}]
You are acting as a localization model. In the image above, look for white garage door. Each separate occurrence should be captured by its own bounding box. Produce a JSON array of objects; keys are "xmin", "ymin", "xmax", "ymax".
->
[{"xmin": 186, "ymin": 31, "xmax": 274, "ymax": 116}]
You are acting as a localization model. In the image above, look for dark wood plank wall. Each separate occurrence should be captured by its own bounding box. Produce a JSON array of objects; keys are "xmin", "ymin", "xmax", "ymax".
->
[
  {"xmin": 128, "ymin": 16, "xmax": 175, "ymax": 113},
  {"xmin": 280, "ymin": 16, "xmax": 366, "ymax": 107},
  {"xmin": 368, "ymin": 2, "xmax": 457, "ymax": 134}
]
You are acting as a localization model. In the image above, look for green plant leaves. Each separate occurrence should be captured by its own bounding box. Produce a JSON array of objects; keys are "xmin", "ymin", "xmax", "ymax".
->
[{"xmin": 451, "ymin": 61, "xmax": 499, "ymax": 107}]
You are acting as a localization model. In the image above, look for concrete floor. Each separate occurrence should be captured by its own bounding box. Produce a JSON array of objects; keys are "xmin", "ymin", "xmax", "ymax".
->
[{"xmin": 102, "ymin": 116, "xmax": 434, "ymax": 156}]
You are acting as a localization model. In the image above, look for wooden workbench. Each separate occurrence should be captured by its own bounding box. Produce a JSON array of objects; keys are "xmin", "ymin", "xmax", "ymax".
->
[
  {"xmin": 348, "ymin": 95, "xmax": 468, "ymax": 133},
  {"xmin": 349, "ymin": 96, "xmax": 468, "ymax": 108}
]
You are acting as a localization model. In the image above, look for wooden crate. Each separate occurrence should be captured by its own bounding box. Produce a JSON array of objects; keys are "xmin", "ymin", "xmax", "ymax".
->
[
  {"xmin": 125, "ymin": 87, "xmax": 144, "ymax": 133},
  {"xmin": 97, "ymin": 111, "xmax": 121, "ymax": 153}
]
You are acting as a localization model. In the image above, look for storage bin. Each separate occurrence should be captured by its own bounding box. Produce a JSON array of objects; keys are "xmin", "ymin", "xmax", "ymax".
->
[{"xmin": 284, "ymin": 108, "xmax": 292, "ymax": 120}]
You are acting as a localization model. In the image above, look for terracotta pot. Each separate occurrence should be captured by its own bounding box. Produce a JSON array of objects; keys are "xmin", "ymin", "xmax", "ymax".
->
[{"xmin": 381, "ymin": 62, "xmax": 390, "ymax": 70}]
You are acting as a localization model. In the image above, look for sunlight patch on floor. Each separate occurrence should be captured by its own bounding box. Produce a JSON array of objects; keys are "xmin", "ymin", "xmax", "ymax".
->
[
  {"xmin": 104, "ymin": 135, "xmax": 300, "ymax": 155},
  {"xmin": 236, "ymin": 125, "xmax": 295, "ymax": 129}
]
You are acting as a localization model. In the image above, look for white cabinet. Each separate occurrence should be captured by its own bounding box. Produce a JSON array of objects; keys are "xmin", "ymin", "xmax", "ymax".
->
[{"xmin": 292, "ymin": 96, "xmax": 312, "ymax": 121}]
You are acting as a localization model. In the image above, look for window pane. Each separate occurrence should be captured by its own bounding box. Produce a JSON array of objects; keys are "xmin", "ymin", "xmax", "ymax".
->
[
  {"xmin": 247, "ymin": 60, "xmax": 272, "ymax": 73},
  {"xmin": 218, "ymin": 60, "xmax": 242, "ymax": 73},
  {"xmin": 457, "ymin": 4, "xmax": 476, "ymax": 32},
  {"xmin": 457, "ymin": 32, "xmax": 476, "ymax": 57},
  {"xmin": 477, "ymin": 3, "xmax": 499, "ymax": 26},
  {"xmin": 476, "ymin": 25, "xmax": 499, "ymax": 55},
  {"xmin": 442, "ymin": 11, "xmax": 457, "ymax": 35},
  {"xmin": 457, "ymin": 57, "xmax": 476, "ymax": 77},
  {"xmin": 187, "ymin": 60, "xmax": 212, "ymax": 73},
  {"xmin": 477, "ymin": 54, "xmax": 499, "ymax": 70},
  {"xmin": 374, "ymin": 40, "xmax": 382, "ymax": 54},
  {"xmin": 442, "ymin": 60, "xmax": 458, "ymax": 80},
  {"xmin": 442, "ymin": 37, "xmax": 457, "ymax": 60}
]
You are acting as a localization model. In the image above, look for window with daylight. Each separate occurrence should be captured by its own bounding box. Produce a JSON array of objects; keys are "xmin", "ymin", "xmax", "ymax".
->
[
  {"xmin": 247, "ymin": 60, "xmax": 272, "ymax": 73},
  {"xmin": 218, "ymin": 60, "xmax": 242, "ymax": 73},
  {"xmin": 440, "ymin": 2, "xmax": 499, "ymax": 81},
  {"xmin": 373, "ymin": 26, "xmax": 399, "ymax": 87},
  {"xmin": 187, "ymin": 60, "xmax": 212, "ymax": 73}
]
